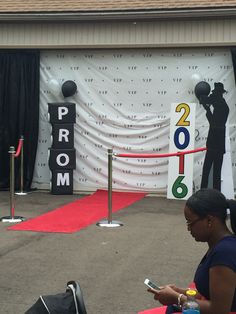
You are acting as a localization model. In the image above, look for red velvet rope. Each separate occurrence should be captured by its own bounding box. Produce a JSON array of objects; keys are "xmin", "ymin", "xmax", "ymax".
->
[
  {"xmin": 14, "ymin": 138, "xmax": 23, "ymax": 157},
  {"xmin": 115, "ymin": 147, "xmax": 206, "ymax": 158}
]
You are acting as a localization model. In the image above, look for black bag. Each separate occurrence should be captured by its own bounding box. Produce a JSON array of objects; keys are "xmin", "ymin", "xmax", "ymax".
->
[
  {"xmin": 25, "ymin": 281, "xmax": 87, "ymax": 314},
  {"xmin": 165, "ymin": 305, "xmax": 181, "ymax": 313}
]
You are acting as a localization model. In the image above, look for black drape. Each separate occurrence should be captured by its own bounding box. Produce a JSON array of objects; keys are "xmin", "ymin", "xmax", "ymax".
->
[
  {"xmin": 231, "ymin": 48, "xmax": 236, "ymax": 84},
  {"xmin": 0, "ymin": 50, "xmax": 40, "ymax": 190}
]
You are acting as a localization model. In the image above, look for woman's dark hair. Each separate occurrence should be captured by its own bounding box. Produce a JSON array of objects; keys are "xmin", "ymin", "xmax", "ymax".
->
[{"xmin": 186, "ymin": 188, "xmax": 236, "ymax": 234}]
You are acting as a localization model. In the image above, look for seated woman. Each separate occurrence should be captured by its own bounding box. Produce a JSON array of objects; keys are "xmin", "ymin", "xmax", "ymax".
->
[{"xmin": 145, "ymin": 188, "xmax": 236, "ymax": 314}]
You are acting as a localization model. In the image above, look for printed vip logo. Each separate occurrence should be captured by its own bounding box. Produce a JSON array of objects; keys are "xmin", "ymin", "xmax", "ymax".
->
[
  {"xmin": 38, "ymin": 139, "xmax": 48, "ymax": 144},
  {"xmin": 173, "ymin": 78, "xmax": 182, "ymax": 82},
  {"xmin": 220, "ymin": 65, "xmax": 231, "ymax": 69},
  {"xmin": 138, "ymin": 135, "xmax": 147, "ymax": 138},
  {"xmin": 173, "ymin": 53, "xmax": 183, "ymax": 57},
  {"xmin": 78, "ymin": 154, "xmax": 88, "ymax": 159},
  {"xmin": 122, "ymin": 170, "xmax": 131, "ymax": 173},
  {"xmin": 128, "ymin": 66, "xmax": 137, "ymax": 70},
  {"xmin": 93, "ymin": 167, "xmax": 102, "ymax": 172},
  {"xmin": 84, "ymin": 102, "xmax": 93, "ymax": 107},
  {"xmin": 205, "ymin": 53, "xmax": 214, "ymax": 56},
  {"xmin": 157, "ymin": 115, "xmax": 167, "ymax": 119},
  {"xmin": 98, "ymin": 114, "xmax": 107, "ymax": 119},
  {"xmin": 143, "ymin": 53, "xmax": 152, "ymax": 57},
  {"xmin": 37, "ymin": 162, "xmax": 47, "ymax": 167},
  {"xmin": 136, "ymin": 183, "xmax": 146, "ymax": 187},
  {"xmin": 43, "ymin": 90, "xmax": 51, "ymax": 94},
  {"xmin": 80, "ymin": 131, "xmax": 89, "ymax": 135},
  {"xmin": 142, "ymin": 103, "xmax": 152, "ymax": 107},
  {"xmin": 203, "ymin": 78, "xmax": 214, "ymax": 82},
  {"xmin": 95, "ymin": 121, "xmax": 104, "ymax": 125},
  {"xmin": 78, "ymin": 178, "xmax": 88, "ymax": 182},
  {"xmin": 124, "ymin": 124, "xmax": 134, "ymax": 128},
  {"xmin": 157, "ymin": 66, "xmax": 167, "ymax": 70}
]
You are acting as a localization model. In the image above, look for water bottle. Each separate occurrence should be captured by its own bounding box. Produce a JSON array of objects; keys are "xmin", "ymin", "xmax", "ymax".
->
[{"xmin": 182, "ymin": 289, "xmax": 200, "ymax": 313}]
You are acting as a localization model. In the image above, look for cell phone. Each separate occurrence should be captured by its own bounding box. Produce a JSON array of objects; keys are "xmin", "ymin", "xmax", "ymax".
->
[{"xmin": 144, "ymin": 278, "xmax": 161, "ymax": 290}]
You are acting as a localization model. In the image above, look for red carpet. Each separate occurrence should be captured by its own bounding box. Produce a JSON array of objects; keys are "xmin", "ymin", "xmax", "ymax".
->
[
  {"xmin": 8, "ymin": 190, "xmax": 146, "ymax": 233},
  {"xmin": 138, "ymin": 307, "xmax": 168, "ymax": 314}
]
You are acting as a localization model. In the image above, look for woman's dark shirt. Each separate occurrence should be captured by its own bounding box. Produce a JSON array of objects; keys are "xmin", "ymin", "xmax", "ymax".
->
[{"xmin": 194, "ymin": 236, "xmax": 236, "ymax": 311}]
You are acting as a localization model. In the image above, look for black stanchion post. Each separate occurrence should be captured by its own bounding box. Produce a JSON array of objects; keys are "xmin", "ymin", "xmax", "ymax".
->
[
  {"xmin": 1, "ymin": 146, "xmax": 26, "ymax": 223},
  {"xmin": 96, "ymin": 148, "xmax": 123, "ymax": 228}
]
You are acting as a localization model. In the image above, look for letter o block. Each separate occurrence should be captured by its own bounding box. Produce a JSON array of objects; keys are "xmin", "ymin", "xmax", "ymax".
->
[{"xmin": 49, "ymin": 149, "xmax": 76, "ymax": 170}]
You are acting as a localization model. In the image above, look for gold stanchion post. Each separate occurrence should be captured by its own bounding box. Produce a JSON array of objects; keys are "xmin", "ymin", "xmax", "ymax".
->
[
  {"xmin": 96, "ymin": 148, "xmax": 123, "ymax": 227},
  {"xmin": 1, "ymin": 146, "xmax": 26, "ymax": 223},
  {"xmin": 15, "ymin": 136, "xmax": 27, "ymax": 195}
]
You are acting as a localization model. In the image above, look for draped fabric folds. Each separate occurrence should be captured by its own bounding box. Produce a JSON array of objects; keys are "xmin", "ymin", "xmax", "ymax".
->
[{"xmin": 0, "ymin": 50, "xmax": 40, "ymax": 190}]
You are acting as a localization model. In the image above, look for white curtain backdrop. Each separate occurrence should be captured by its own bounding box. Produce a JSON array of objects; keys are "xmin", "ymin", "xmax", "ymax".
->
[{"xmin": 32, "ymin": 48, "xmax": 236, "ymax": 194}]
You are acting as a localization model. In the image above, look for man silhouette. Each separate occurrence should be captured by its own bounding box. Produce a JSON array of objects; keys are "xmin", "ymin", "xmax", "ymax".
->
[{"xmin": 200, "ymin": 82, "xmax": 229, "ymax": 191}]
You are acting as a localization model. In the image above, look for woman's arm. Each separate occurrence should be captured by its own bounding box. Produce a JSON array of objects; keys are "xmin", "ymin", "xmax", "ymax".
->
[
  {"xmin": 188, "ymin": 266, "xmax": 236, "ymax": 314},
  {"xmin": 207, "ymin": 266, "xmax": 236, "ymax": 314},
  {"xmin": 148, "ymin": 266, "xmax": 236, "ymax": 314}
]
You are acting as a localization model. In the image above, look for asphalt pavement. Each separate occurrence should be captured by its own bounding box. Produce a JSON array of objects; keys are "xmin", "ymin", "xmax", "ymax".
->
[{"xmin": 0, "ymin": 190, "xmax": 206, "ymax": 314}]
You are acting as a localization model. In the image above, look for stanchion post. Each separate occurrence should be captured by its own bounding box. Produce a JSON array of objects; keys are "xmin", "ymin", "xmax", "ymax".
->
[
  {"xmin": 1, "ymin": 146, "xmax": 25, "ymax": 223},
  {"xmin": 96, "ymin": 148, "xmax": 123, "ymax": 228},
  {"xmin": 15, "ymin": 135, "xmax": 27, "ymax": 195},
  {"xmin": 10, "ymin": 146, "xmax": 15, "ymax": 217},
  {"xmin": 108, "ymin": 148, "xmax": 113, "ymax": 223}
]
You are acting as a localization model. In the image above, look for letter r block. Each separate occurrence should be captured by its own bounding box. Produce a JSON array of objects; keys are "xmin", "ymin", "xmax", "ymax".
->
[{"xmin": 52, "ymin": 124, "xmax": 74, "ymax": 149}]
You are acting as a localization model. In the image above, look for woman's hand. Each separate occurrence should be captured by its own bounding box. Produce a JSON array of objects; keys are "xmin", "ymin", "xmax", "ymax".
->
[
  {"xmin": 168, "ymin": 284, "xmax": 186, "ymax": 294},
  {"xmin": 148, "ymin": 285, "xmax": 179, "ymax": 305}
]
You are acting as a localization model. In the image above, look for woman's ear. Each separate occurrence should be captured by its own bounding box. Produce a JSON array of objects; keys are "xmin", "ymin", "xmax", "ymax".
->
[{"xmin": 207, "ymin": 215, "xmax": 214, "ymax": 227}]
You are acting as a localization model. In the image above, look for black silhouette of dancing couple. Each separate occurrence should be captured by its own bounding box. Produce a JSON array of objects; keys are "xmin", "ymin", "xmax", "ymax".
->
[{"xmin": 199, "ymin": 82, "xmax": 229, "ymax": 191}]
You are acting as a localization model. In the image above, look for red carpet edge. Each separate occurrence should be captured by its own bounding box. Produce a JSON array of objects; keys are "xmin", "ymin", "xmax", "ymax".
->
[{"xmin": 8, "ymin": 190, "xmax": 147, "ymax": 233}]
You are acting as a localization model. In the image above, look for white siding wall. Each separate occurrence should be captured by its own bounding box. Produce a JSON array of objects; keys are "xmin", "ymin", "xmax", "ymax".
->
[{"xmin": 0, "ymin": 19, "xmax": 236, "ymax": 48}]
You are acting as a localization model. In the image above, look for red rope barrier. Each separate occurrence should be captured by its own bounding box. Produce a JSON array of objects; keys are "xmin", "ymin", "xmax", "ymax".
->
[
  {"xmin": 14, "ymin": 138, "xmax": 23, "ymax": 158},
  {"xmin": 115, "ymin": 147, "xmax": 206, "ymax": 158}
]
